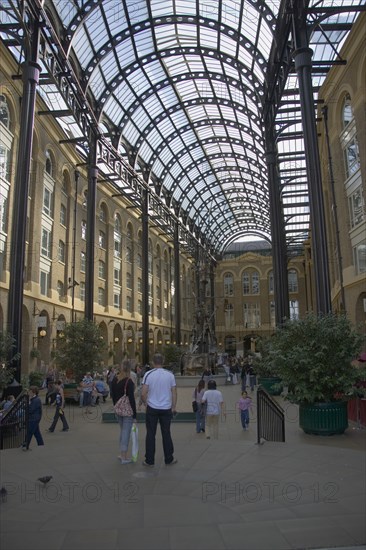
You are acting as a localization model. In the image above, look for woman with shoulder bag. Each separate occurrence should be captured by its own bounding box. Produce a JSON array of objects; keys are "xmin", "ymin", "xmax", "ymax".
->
[
  {"xmin": 111, "ymin": 360, "xmax": 137, "ymax": 464},
  {"xmin": 192, "ymin": 379, "xmax": 206, "ymax": 434}
]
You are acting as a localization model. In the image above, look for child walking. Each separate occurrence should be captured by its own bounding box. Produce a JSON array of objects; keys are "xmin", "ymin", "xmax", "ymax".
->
[{"xmin": 238, "ymin": 391, "xmax": 253, "ymax": 431}]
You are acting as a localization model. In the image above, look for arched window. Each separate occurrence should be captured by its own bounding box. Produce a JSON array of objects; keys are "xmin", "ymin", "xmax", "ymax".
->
[
  {"xmin": 342, "ymin": 94, "xmax": 353, "ymax": 129},
  {"xmin": 45, "ymin": 149, "xmax": 53, "ymax": 176},
  {"xmin": 99, "ymin": 204, "xmax": 107, "ymax": 222},
  {"xmin": 126, "ymin": 223, "xmax": 133, "ymax": 240},
  {"xmin": 224, "ymin": 272, "xmax": 234, "ymax": 296},
  {"xmin": 242, "ymin": 270, "xmax": 259, "ymax": 295}
]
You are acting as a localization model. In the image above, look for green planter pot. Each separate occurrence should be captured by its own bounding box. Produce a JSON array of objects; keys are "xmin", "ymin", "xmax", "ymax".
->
[
  {"xmin": 299, "ymin": 401, "xmax": 348, "ymax": 435},
  {"xmin": 258, "ymin": 377, "xmax": 283, "ymax": 396}
]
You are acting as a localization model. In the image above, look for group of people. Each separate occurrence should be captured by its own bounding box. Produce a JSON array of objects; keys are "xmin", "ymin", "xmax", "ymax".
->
[
  {"xmin": 19, "ymin": 353, "xmax": 254, "ymax": 463},
  {"xmin": 192, "ymin": 379, "xmax": 253, "ymax": 438},
  {"xmin": 111, "ymin": 353, "xmax": 177, "ymax": 466}
]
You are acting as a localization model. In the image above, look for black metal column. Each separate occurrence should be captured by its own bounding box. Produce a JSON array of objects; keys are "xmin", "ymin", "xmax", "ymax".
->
[
  {"xmin": 209, "ymin": 262, "xmax": 216, "ymax": 340},
  {"xmin": 141, "ymin": 188, "xmax": 149, "ymax": 366},
  {"xmin": 266, "ymin": 132, "xmax": 289, "ymax": 326},
  {"xmin": 174, "ymin": 223, "xmax": 181, "ymax": 348},
  {"xmin": 85, "ymin": 135, "xmax": 98, "ymax": 321},
  {"xmin": 292, "ymin": 45, "xmax": 331, "ymax": 314},
  {"xmin": 7, "ymin": 21, "xmax": 40, "ymax": 381},
  {"xmin": 70, "ymin": 169, "xmax": 79, "ymax": 323},
  {"xmin": 322, "ymin": 105, "xmax": 346, "ymax": 311}
]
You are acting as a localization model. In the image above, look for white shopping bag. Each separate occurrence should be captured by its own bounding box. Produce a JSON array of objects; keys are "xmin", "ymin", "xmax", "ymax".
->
[{"xmin": 131, "ymin": 424, "xmax": 139, "ymax": 463}]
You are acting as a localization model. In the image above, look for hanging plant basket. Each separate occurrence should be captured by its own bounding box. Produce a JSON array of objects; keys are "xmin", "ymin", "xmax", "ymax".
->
[{"xmin": 30, "ymin": 348, "xmax": 40, "ymax": 359}]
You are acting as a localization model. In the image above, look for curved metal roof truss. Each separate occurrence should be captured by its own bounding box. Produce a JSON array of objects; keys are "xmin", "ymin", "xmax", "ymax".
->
[{"xmin": 1, "ymin": 0, "xmax": 364, "ymax": 255}]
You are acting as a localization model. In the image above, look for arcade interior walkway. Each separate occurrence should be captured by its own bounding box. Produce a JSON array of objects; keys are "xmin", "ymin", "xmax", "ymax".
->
[{"xmin": 1, "ymin": 384, "xmax": 365, "ymax": 550}]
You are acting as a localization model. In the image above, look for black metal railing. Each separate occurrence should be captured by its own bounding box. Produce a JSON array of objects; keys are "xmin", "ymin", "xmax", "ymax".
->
[
  {"xmin": 257, "ymin": 388, "xmax": 285, "ymax": 444},
  {"xmin": 0, "ymin": 391, "xmax": 29, "ymax": 450}
]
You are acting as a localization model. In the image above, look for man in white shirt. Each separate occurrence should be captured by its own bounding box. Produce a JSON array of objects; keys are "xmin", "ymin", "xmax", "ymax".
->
[{"xmin": 141, "ymin": 353, "xmax": 177, "ymax": 466}]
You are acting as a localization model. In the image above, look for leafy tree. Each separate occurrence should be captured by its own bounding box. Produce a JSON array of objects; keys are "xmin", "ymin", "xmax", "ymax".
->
[
  {"xmin": 162, "ymin": 344, "xmax": 183, "ymax": 369},
  {"xmin": 0, "ymin": 332, "xmax": 18, "ymax": 390},
  {"xmin": 53, "ymin": 319, "xmax": 107, "ymax": 382},
  {"xmin": 269, "ymin": 313, "xmax": 364, "ymax": 404}
]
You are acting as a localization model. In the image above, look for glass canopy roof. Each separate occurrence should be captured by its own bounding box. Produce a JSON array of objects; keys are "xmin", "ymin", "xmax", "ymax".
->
[{"xmin": 1, "ymin": 0, "xmax": 364, "ymax": 255}]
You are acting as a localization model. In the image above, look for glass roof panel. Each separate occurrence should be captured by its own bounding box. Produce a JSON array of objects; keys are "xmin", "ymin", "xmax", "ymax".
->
[{"xmin": 2, "ymin": 0, "xmax": 362, "ymax": 254}]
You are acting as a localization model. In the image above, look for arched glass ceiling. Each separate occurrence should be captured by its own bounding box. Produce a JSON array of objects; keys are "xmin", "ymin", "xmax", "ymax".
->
[{"xmin": 1, "ymin": 0, "xmax": 364, "ymax": 254}]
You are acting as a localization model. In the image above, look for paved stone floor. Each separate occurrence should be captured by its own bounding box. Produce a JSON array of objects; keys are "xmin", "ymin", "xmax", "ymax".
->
[{"xmin": 1, "ymin": 384, "xmax": 365, "ymax": 550}]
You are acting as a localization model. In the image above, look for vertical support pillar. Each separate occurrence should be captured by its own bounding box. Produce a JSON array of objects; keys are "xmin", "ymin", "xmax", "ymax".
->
[
  {"xmin": 266, "ymin": 130, "xmax": 289, "ymax": 326},
  {"xmin": 141, "ymin": 188, "xmax": 149, "ymax": 366},
  {"xmin": 210, "ymin": 261, "xmax": 216, "ymax": 340},
  {"xmin": 292, "ymin": 45, "xmax": 331, "ymax": 314},
  {"xmin": 322, "ymin": 105, "xmax": 345, "ymax": 311},
  {"xmin": 174, "ymin": 223, "xmax": 181, "ymax": 349},
  {"xmin": 71, "ymin": 169, "xmax": 79, "ymax": 323},
  {"xmin": 7, "ymin": 20, "xmax": 40, "ymax": 381},
  {"xmin": 85, "ymin": 135, "xmax": 98, "ymax": 321}
]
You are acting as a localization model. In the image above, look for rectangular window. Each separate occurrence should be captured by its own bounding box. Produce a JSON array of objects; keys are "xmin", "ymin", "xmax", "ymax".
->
[
  {"xmin": 289, "ymin": 300, "xmax": 299, "ymax": 320},
  {"xmin": 353, "ymin": 241, "xmax": 366, "ymax": 275},
  {"xmin": 348, "ymin": 187, "xmax": 364, "ymax": 229},
  {"xmin": 98, "ymin": 261, "xmax": 106, "ymax": 279},
  {"xmin": 114, "ymin": 238, "xmax": 121, "ymax": 258},
  {"xmin": 60, "ymin": 204, "xmax": 66, "ymax": 226},
  {"xmin": 243, "ymin": 303, "xmax": 261, "ymax": 329},
  {"xmin": 40, "ymin": 270, "xmax": 49, "ymax": 296},
  {"xmin": 98, "ymin": 287, "xmax": 105, "ymax": 306},
  {"xmin": 114, "ymin": 293, "xmax": 121, "ymax": 308},
  {"xmin": 99, "ymin": 231, "xmax": 106, "ymax": 249},
  {"xmin": 80, "ymin": 282, "xmax": 85, "ymax": 302},
  {"xmin": 288, "ymin": 270, "xmax": 298, "ymax": 293},
  {"xmin": 80, "ymin": 251, "xmax": 86, "ymax": 273},
  {"xmin": 0, "ymin": 185, "xmax": 8, "ymax": 233},
  {"xmin": 126, "ymin": 295, "xmax": 132, "ymax": 313},
  {"xmin": 0, "ymin": 145, "xmax": 11, "ymax": 181},
  {"xmin": 242, "ymin": 273, "xmax": 250, "ymax": 295},
  {"xmin": 114, "ymin": 267, "xmax": 121, "ymax": 286},
  {"xmin": 344, "ymin": 138, "xmax": 360, "ymax": 178},
  {"xmin": 58, "ymin": 240, "xmax": 65, "ymax": 263},
  {"xmin": 81, "ymin": 221, "xmax": 86, "ymax": 240},
  {"xmin": 224, "ymin": 303, "xmax": 234, "ymax": 328},
  {"xmin": 43, "ymin": 187, "xmax": 53, "ymax": 217},
  {"xmin": 41, "ymin": 228, "xmax": 52, "ymax": 258}
]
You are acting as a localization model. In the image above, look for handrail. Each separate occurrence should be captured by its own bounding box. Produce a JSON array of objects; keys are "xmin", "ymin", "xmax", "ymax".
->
[
  {"xmin": 0, "ymin": 391, "xmax": 29, "ymax": 450},
  {"xmin": 257, "ymin": 388, "xmax": 285, "ymax": 444}
]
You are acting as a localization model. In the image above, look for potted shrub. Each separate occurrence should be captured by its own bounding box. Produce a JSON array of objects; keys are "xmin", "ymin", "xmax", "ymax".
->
[
  {"xmin": 268, "ymin": 313, "xmax": 364, "ymax": 435},
  {"xmin": 253, "ymin": 337, "xmax": 283, "ymax": 396}
]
